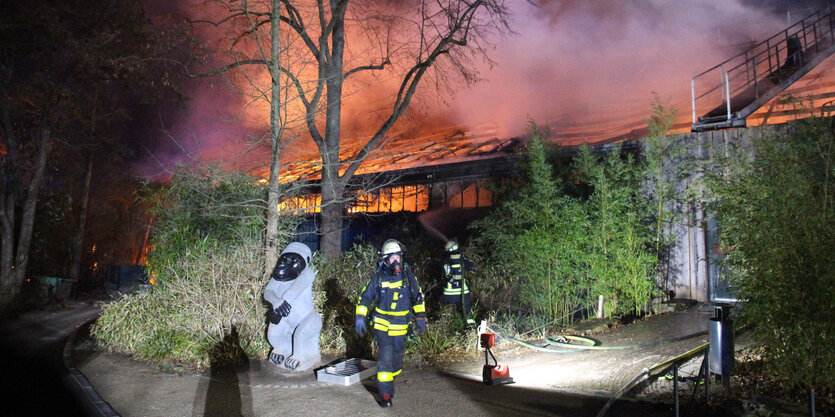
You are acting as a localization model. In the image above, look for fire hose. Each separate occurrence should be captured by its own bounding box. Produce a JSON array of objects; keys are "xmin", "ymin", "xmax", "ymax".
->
[{"xmin": 484, "ymin": 325, "xmax": 707, "ymax": 353}]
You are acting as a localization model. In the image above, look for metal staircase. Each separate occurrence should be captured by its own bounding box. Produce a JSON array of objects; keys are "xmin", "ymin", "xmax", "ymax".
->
[{"xmin": 691, "ymin": 6, "xmax": 835, "ymax": 131}]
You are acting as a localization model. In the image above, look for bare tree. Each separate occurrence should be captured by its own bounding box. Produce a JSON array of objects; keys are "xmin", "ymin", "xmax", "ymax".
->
[
  {"xmin": 189, "ymin": 0, "xmax": 510, "ymax": 259},
  {"xmin": 188, "ymin": 0, "xmax": 315, "ymax": 273}
]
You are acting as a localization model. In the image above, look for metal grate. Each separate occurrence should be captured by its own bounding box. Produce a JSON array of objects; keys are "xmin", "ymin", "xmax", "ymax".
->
[{"xmin": 315, "ymin": 358, "xmax": 377, "ymax": 386}]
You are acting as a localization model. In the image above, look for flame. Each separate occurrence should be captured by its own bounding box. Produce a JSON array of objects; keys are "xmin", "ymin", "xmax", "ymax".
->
[
  {"xmin": 278, "ymin": 194, "xmax": 322, "ymax": 215},
  {"xmin": 347, "ymin": 185, "xmax": 430, "ymax": 214},
  {"xmin": 153, "ymin": 1, "xmax": 835, "ymax": 192},
  {"xmin": 282, "ymin": 180, "xmax": 494, "ymax": 214}
]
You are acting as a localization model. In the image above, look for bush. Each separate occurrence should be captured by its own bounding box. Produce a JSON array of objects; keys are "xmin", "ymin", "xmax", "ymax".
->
[
  {"xmin": 705, "ymin": 117, "xmax": 835, "ymax": 391},
  {"xmin": 314, "ymin": 242, "xmax": 379, "ymax": 357},
  {"xmin": 92, "ymin": 166, "xmax": 299, "ymax": 369},
  {"xmin": 574, "ymin": 146, "xmax": 658, "ymax": 316},
  {"xmin": 471, "ymin": 122, "xmax": 658, "ymax": 329}
]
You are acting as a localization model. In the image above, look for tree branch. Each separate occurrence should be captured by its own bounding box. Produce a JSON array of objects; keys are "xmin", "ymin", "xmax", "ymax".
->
[
  {"xmin": 280, "ymin": 0, "xmax": 321, "ymax": 60},
  {"xmin": 342, "ymin": 1, "xmax": 485, "ymax": 179},
  {"xmin": 187, "ymin": 59, "xmax": 269, "ymax": 78},
  {"xmin": 344, "ymin": 59, "xmax": 390, "ymax": 79}
]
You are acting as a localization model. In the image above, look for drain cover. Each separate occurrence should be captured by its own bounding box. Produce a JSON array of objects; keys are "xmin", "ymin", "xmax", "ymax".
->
[{"xmin": 315, "ymin": 358, "xmax": 377, "ymax": 386}]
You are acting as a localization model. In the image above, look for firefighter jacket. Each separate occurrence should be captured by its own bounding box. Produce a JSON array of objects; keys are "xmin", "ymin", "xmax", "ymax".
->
[
  {"xmin": 356, "ymin": 264, "xmax": 426, "ymax": 336},
  {"xmin": 442, "ymin": 250, "xmax": 474, "ymax": 296}
]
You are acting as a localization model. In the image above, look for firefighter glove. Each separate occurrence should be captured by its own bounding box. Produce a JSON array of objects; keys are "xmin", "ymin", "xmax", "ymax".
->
[
  {"xmin": 355, "ymin": 315, "xmax": 367, "ymax": 337},
  {"xmin": 416, "ymin": 317, "xmax": 426, "ymax": 335}
]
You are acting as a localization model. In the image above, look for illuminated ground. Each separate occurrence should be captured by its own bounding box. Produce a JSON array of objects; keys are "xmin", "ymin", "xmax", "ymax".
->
[
  {"xmin": 78, "ymin": 301, "xmax": 713, "ymax": 416},
  {"xmin": 3, "ymin": 296, "xmax": 764, "ymax": 417}
]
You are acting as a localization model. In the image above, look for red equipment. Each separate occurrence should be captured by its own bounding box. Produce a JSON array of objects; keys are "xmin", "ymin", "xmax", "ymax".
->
[{"xmin": 480, "ymin": 332, "xmax": 513, "ymax": 386}]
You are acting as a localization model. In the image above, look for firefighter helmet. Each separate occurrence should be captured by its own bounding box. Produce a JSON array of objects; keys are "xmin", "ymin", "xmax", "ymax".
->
[
  {"xmin": 445, "ymin": 240, "xmax": 459, "ymax": 252},
  {"xmin": 380, "ymin": 239, "xmax": 404, "ymax": 256}
]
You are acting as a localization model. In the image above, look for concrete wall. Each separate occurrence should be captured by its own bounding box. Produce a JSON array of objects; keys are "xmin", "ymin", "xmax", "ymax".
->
[{"xmin": 657, "ymin": 124, "xmax": 769, "ymax": 301}]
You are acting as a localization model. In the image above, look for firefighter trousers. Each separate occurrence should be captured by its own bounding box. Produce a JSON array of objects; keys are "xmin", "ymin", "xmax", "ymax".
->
[
  {"xmin": 373, "ymin": 329, "xmax": 406, "ymax": 398},
  {"xmin": 442, "ymin": 293, "xmax": 472, "ymax": 317}
]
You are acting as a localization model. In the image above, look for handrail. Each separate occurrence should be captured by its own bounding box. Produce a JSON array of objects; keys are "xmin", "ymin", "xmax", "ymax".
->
[{"xmin": 691, "ymin": 6, "xmax": 835, "ymax": 128}]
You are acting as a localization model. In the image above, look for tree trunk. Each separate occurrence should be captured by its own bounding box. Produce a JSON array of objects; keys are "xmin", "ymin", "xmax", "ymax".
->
[
  {"xmin": 5, "ymin": 127, "xmax": 52, "ymax": 303},
  {"xmin": 318, "ymin": 145, "xmax": 345, "ymax": 258},
  {"xmin": 69, "ymin": 158, "xmax": 92, "ymax": 288},
  {"xmin": 0, "ymin": 193, "xmax": 15, "ymax": 302},
  {"xmin": 0, "ymin": 88, "xmax": 18, "ymax": 304},
  {"xmin": 317, "ymin": 3, "xmax": 347, "ymax": 260},
  {"xmin": 264, "ymin": 0, "xmax": 283, "ymax": 276},
  {"xmin": 319, "ymin": 191, "xmax": 344, "ymax": 259}
]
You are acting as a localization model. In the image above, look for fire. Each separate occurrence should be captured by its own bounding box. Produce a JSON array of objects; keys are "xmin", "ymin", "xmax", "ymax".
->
[
  {"xmin": 280, "ymin": 179, "xmax": 494, "ymax": 215},
  {"xmin": 347, "ymin": 186, "xmax": 429, "ymax": 214},
  {"xmin": 278, "ymin": 194, "xmax": 322, "ymax": 215}
]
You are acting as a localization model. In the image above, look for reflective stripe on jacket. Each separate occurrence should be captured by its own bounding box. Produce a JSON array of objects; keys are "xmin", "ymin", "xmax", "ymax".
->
[
  {"xmin": 443, "ymin": 251, "xmax": 469, "ymax": 296},
  {"xmin": 356, "ymin": 264, "xmax": 426, "ymax": 336}
]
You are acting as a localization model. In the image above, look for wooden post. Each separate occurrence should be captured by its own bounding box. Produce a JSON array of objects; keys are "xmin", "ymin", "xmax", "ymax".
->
[{"xmin": 597, "ymin": 295, "xmax": 604, "ymax": 319}]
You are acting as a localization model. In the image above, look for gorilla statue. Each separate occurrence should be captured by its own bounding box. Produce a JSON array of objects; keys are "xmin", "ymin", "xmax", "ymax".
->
[{"xmin": 264, "ymin": 242, "xmax": 322, "ymax": 371}]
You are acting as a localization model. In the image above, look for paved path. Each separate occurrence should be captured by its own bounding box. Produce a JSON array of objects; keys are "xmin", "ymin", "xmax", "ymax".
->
[
  {"xmin": 445, "ymin": 307, "xmax": 712, "ymax": 395},
  {"xmin": 3, "ymin": 299, "xmax": 720, "ymax": 417},
  {"xmin": 0, "ymin": 301, "xmax": 101, "ymax": 417}
]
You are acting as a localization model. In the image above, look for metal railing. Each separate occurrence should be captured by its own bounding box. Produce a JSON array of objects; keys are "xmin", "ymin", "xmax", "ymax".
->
[{"xmin": 691, "ymin": 6, "xmax": 835, "ymax": 129}]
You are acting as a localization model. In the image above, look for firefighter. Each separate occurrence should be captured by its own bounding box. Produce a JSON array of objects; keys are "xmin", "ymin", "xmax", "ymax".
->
[
  {"xmin": 355, "ymin": 239, "xmax": 426, "ymax": 408},
  {"xmin": 441, "ymin": 240, "xmax": 476, "ymax": 325}
]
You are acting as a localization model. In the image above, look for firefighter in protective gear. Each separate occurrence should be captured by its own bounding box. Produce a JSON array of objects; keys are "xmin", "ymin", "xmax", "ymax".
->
[
  {"xmin": 441, "ymin": 240, "xmax": 476, "ymax": 325},
  {"xmin": 355, "ymin": 239, "xmax": 426, "ymax": 408}
]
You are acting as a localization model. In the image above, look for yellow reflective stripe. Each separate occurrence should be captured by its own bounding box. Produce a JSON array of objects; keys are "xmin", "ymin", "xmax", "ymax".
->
[
  {"xmin": 356, "ymin": 305, "xmax": 368, "ymax": 316},
  {"xmin": 413, "ymin": 303, "xmax": 425, "ymax": 313},
  {"xmin": 375, "ymin": 307, "xmax": 410, "ymax": 316},
  {"xmin": 373, "ymin": 324, "xmax": 409, "ymax": 334},
  {"xmin": 378, "ymin": 371, "xmax": 397, "ymax": 382},
  {"xmin": 382, "ymin": 280, "xmax": 403, "ymax": 288},
  {"xmin": 375, "ymin": 317, "xmax": 405, "ymax": 327}
]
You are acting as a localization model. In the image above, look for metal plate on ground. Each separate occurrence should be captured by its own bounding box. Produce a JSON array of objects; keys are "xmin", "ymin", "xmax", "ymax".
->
[{"xmin": 315, "ymin": 358, "xmax": 377, "ymax": 386}]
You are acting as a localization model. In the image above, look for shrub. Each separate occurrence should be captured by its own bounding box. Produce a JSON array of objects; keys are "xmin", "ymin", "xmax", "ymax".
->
[
  {"xmin": 471, "ymin": 121, "xmax": 659, "ymax": 330},
  {"xmin": 574, "ymin": 146, "xmax": 658, "ymax": 316},
  {"xmin": 92, "ymin": 166, "xmax": 298, "ymax": 369},
  {"xmin": 314, "ymin": 242, "xmax": 379, "ymax": 357},
  {"xmin": 705, "ymin": 117, "xmax": 835, "ymax": 391},
  {"xmin": 471, "ymin": 123, "xmax": 589, "ymax": 326}
]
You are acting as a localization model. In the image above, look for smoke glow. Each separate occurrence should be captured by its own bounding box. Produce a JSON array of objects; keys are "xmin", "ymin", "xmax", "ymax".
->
[{"xmin": 135, "ymin": 0, "xmax": 831, "ymax": 181}]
